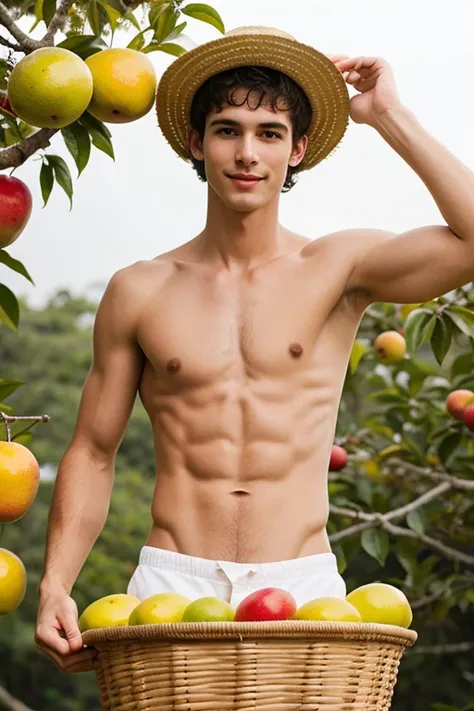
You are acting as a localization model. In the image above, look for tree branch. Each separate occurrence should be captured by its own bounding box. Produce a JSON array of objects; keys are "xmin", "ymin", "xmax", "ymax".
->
[
  {"xmin": 0, "ymin": 686, "xmax": 36, "ymax": 711},
  {"xmin": 0, "ymin": 2, "xmax": 41, "ymax": 52},
  {"xmin": 329, "ymin": 479, "xmax": 474, "ymax": 565},
  {"xmin": 41, "ymin": 0, "xmax": 75, "ymax": 45},
  {"xmin": 0, "ymin": 33, "xmax": 22, "ymax": 51},
  {"xmin": 380, "ymin": 519, "xmax": 474, "ymax": 565},
  {"xmin": 388, "ymin": 458, "xmax": 474, "ymax": 491},
  {"xmin": 0, "ymin": 128, "xmax": 57, "ymax": 170}
]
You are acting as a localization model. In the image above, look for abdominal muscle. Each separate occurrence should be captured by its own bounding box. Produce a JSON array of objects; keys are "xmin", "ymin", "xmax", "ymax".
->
[{"xmin": 143, "ymin": 376, "xmax": 337, "ymax": 563}]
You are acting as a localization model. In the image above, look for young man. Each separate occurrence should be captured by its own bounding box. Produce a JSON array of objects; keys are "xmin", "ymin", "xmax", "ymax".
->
[{"xmin": 35, "ymin": 26, "xmax": 474, "ymax": 673}]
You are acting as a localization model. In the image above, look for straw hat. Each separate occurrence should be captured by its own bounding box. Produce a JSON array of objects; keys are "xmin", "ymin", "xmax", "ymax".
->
[{"xmin": 155, "ymin": 26, "xmax": 350, "ymax": 171}]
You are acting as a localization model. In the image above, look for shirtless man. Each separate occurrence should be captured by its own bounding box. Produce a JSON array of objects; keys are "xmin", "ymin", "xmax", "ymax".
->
[{"xmin": 35, "ymin": 26, "xmax": 474, "ymax": 674}]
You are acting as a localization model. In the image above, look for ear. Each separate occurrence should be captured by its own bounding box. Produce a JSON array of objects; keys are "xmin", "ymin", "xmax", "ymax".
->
[
  {"xmin": 189, "ymin": 128, "xmax": 204, "ymax": 161},
  {"xmin": 288, "ymin": 134, "xmax": 308, "ymax": 168}
]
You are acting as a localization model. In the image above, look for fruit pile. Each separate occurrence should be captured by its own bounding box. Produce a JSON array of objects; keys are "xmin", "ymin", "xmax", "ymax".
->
[{"xmin": 78, "ymin": 582, "xmax": 413, "ymax": 632}]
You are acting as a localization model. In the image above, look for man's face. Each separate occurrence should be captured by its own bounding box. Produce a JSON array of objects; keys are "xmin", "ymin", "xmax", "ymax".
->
[{"xmin": 189, "ymin": 87, "xmax": 308, "ymax": 212}]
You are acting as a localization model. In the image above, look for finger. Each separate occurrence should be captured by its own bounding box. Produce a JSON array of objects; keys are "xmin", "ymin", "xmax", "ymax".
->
[
  {"xmin": 325, "ymin": 53, "xmax": 349, "ymax": 63},
  {"xmin": 39, "ymin": 645, "xmax": 98, "ymax": 672},
  {"xmin": 338, "ymin": 56, "xmax": 380, "ymax": 72},
  {"xmin": 35, "ymin": 626, "xmax": 71, "ymax": 656},
  {"xmin": 59, "ymin": 616, "xmax": 83, "ymax": 653}
]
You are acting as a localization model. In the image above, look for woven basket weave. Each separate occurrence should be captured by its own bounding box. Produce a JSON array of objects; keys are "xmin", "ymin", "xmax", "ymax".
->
[{"xmin": 83, "ymin": 620, "xmax": 417, "ymax": 711}]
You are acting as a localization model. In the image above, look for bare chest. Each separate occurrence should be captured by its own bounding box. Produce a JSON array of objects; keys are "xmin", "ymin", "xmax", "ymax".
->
[{"xmin": 136, "ymin": 254, "xmax": 365, "ymax": 392}]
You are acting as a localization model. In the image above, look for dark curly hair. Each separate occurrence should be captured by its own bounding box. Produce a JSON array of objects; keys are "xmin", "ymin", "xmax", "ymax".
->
[{"xmin": 189, "ymin": 66, "xmax": 313, "ymax": 193}]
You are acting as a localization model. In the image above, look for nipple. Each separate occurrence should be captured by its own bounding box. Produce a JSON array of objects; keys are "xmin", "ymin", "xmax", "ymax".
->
[
  {"xmin": 166, "ymin": 358, "xmax": 181, "ymax": 373},
  {"xmin": 289, "ymin": 342, "xmax": 303, "ymax": 358}
]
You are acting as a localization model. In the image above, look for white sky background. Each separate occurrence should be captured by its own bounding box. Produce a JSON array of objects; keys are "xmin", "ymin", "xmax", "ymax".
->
[{"xmin": 2, "ymin": 0, "xmax": 474, "ymax": 308}]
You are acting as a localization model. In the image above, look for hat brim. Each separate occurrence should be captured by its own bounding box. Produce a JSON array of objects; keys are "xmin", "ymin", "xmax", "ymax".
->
[{"xmin": 156, "ymin": 32, "xmax": 350, "ymax": 171}]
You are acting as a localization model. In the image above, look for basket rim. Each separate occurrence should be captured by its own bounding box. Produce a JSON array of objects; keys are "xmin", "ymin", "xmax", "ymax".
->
[{"xmin": 82, "ymin": 620, "xmax": 417, "ymax": 647}]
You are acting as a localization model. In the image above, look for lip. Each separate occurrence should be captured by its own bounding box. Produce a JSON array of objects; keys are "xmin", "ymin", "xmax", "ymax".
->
[{"xmin": 227, "ymin": 175, "xmax": 264, "ymax": 188}]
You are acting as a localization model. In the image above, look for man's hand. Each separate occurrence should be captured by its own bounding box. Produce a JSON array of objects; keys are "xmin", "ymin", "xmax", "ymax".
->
[
  {"xmin": 325, "ymin": 53, "xmax": 403, "ymax": 127},
  {"xmin": 35, "ymin": 590, "xmax": 98, "ymax": 673}
]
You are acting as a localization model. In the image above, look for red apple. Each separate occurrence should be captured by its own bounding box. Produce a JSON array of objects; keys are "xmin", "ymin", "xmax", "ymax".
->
[
  {"xmin": 0, "ymin": 174, "xmax": 33, "ymax": 248},
  {"xmin": 329, "ymin": 444, "xmax": 348, "ymax": 471},
  {"xmin": 462, "ymin": 404, "xmax": 474, "ymax": 432},
  {"xmin": 446, "ymin": 389, "xmax": 474, "ymax": 421},
  {"xmin": 234, "ymin": 587, "xmax": 296, "ymax": 622}
]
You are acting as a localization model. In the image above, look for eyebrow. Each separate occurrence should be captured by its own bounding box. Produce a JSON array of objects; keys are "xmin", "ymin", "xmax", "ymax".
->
[{"xmin": 209, "ymin": 118, "xmax": 289, "ymax": 133}]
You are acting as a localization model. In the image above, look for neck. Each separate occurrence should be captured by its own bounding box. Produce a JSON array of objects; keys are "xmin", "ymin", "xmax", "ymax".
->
[{"xmin": 196, "ymin": 185, "xmax": 287, "ymax": 272}]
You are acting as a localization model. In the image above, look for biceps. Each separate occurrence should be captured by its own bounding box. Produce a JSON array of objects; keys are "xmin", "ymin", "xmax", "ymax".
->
[
  {"xmin": 352, "ymin": 226, "xmax": 474, "ymax": 304},
  {"xmin": 71, "ymin": 345, "xmax": 145, "ymax": 459}
]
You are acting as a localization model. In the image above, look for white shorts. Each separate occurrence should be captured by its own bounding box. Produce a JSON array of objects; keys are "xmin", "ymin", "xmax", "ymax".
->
[{"xmin": 127, "ymin": 546, "xmax": 346, "ymax": 609}]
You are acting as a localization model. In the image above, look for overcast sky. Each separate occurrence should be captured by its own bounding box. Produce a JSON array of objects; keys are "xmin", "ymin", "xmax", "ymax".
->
[{"xmin": 3, "ymin": 0, "xmax": 474, "ymax": 308}]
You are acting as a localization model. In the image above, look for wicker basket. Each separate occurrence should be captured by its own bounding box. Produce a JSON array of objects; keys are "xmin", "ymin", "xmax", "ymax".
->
[{"xmin": 83, "ymin": 620, "xmax": 417, "ymax": 711}]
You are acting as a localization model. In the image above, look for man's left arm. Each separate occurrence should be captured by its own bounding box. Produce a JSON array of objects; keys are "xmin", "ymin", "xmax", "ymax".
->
[{"xmin": 331, "ymin": 56, "xmax": 474, "ymax": 303}]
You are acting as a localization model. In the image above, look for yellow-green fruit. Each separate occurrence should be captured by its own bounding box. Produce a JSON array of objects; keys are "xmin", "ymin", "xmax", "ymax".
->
[
  {"xmin": 182, "ymin": 597, "xmax": 235, "ymax": 622},
  {"xmin": 85, "ymin": 48, "xmax": 157, "ymax": 124},
  {"xmin": 374, "ymin": 330, "xmax": 406, "ymax": 365},
  {"xmin": 78, "ymin": 593, "xmax": 141, "ymax": 631},
  {"xmin": 7, "ymin": 47, "xmax": 93, "ymax": 129},
  {"xmin": 0, "ymin": 548, "xmax": 27, "ymax": 615},
  {"xmin": 346, "ymin": 583, "xmax": 413, "ymax": 628},
  {"xmin": 293, "ymin": 597, "xmax": 362, "ymax": 622},
  {"xmin": 129, "ymin": 593, "xmax": 191, "ymax": 625}
]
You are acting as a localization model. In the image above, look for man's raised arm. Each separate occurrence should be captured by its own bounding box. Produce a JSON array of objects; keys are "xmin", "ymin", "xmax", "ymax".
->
[{"xmin": 35, "ymin": 267, "xmax": 145, "ymax": 673}]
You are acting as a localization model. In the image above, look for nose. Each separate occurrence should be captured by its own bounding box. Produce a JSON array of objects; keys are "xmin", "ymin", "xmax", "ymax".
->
[{"xmin": 235, "ymin": 135, "xmax": 259, "ymax": 167}]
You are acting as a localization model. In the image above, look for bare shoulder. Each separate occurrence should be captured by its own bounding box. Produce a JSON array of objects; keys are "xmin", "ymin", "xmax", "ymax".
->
[
  {"xmin": 301, "ymin": 227, "xmax": 395, "ymax": 259},
  {"xmin": 303, "ymin": 228, "xmax": 395, "ymax": 287}
]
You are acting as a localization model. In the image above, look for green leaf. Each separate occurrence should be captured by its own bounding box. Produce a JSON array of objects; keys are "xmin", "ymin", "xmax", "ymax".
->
[
  {"xmin": 97, "ymin": 0, "xmax": 122, "ymax": 31},
  {"xmin": 39, "ymin": 161, "xmax": 54, "ymax": 207},
  {"xmin": 406, "ymin": 509, "xmax": 425, "ymax": 535},
  {"xmin": 61, "ymin": 122, "xmax": 91, "ymax": 176},
  {"xmin": 349, "ymin": 340, "xmax": 369, "ymax": 374},
  {"xmin": 361, "ymin": 528, "xmax": 390, "ymax": 566},
  {"xmin": 78, "ymin": 112, "xmax": 115, "ymax": 160},
  {"xmin": 430, "ymin": 314, "xmax": 453, "ymax": 366},
  {"xmin": 437, "ymin": 430, "xmax": 463, "ymax": 467},
  {"xmin": 127, "ymin": 30, "xmax": 148, "ymax": 51},
  {"xmin": 43, "ymin": 0, "xmax": 56, "ymax": 26},
  {"xmin": 181, "ymin": 3, "xmax": 225, "ymax": 33},
  {"xmin": 88, "ymin": 0, "xmax": 101, "ymax": 36},
  {"xmin": 142, "ymin": 41, "xmax": 186, "ymax": 56},
  {"xmin": 0, "ymin": 250, "xmax": 34, "ymax": 284},
  {"xmin": 395, "ymin": 537, "xmax": 417, "ymax": 578},
  {"xmin": 29, "ymin": 0, "xmax": 43, "ymax": 31},
  {"xmin": 0, "ymin": 283, "xmax": 20, "ymax": 330},
  {"xmin": 123, "ymin": 8, "xmax": 141, "ymax": 29},
  {"xmin": 152, "ymin": 4, "xmax": 179, "ymax": 43},
  {"xmin": 0, "ymin": 379, "xmax": 24, "ymax": 402},
  {"xmin": 45, "ymin": 154, "xmax": 73, "ymax": 210},
  {"xmin": 451, "ymin": 351, "xmax": 474, "ymax": 379},
  {"xmin": 405, "ymin": 309, "xmax": 437, "ymax": 355},
  {"xmin": 149, "ymin": 1, "xmax": 171, "ymax": 31},
  {"xmin": 445, "ymin": 304, "xmax": 474, "ymax": 340},
  {"xmin": 58, "ymin": 34, "xmax": 108, "ymax": 59},
  {"xmin": 162, "ymin": 19, "xmax": 187, "ymax": 42}
]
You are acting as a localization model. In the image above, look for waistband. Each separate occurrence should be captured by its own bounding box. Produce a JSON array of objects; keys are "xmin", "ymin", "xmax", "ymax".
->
[{"xmin": 137, "ymin": 546, "xmax": 338, "ymax": 582}]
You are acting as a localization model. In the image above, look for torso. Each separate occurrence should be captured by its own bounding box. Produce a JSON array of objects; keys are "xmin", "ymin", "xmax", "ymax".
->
[{"xmin": 128, "ymin": 230, "xmax": 372, "ymax": 562}]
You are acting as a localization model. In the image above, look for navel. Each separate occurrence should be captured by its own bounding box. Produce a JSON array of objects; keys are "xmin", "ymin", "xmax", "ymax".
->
[
  {"xmin": 289, "ymin": 342, "xmax": 303, "ymax": 358},
  {"xmin": 166, "ymin": 357, "xmax": 181, "ymax": 373}
]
